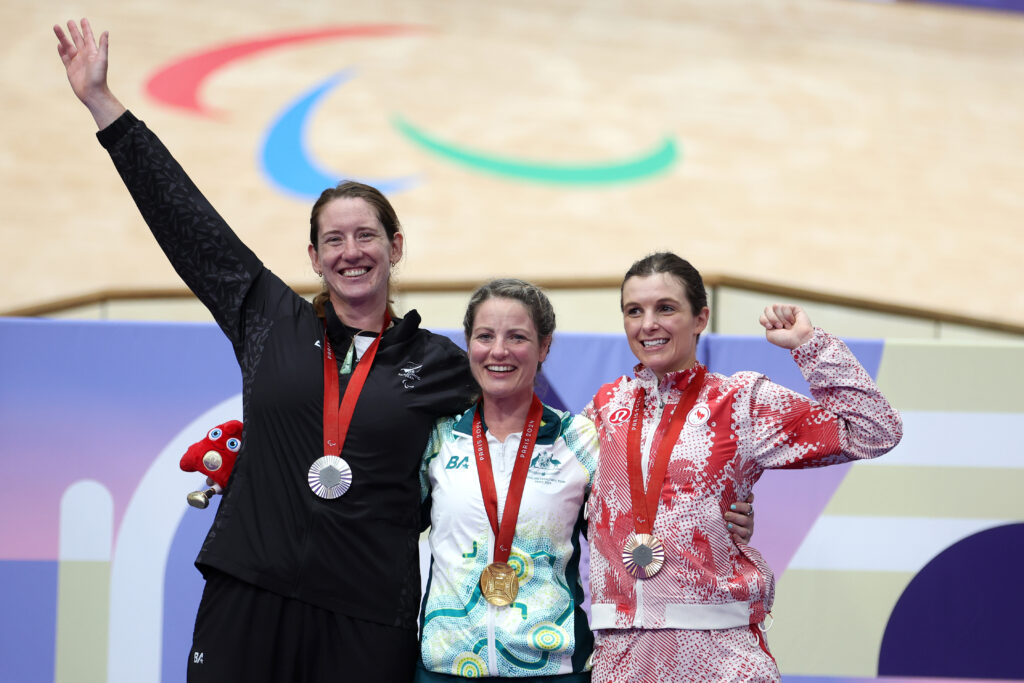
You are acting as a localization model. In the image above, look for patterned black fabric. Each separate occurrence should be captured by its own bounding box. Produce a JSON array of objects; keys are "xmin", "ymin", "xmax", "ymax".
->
[{"xmin": 99, "ymin": 112, "xmax": 476, "ymax": 628}]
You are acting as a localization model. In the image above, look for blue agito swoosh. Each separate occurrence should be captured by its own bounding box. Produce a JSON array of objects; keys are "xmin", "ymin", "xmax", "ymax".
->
[{"xmin": 261, "ymin": 70, "xmax": 419, "ymax": 199}]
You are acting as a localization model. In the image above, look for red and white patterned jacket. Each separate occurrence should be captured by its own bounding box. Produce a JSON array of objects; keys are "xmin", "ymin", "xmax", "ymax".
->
[{"xmin": 584, "ymin": 328, "xmax": 902, "ymax": 631}]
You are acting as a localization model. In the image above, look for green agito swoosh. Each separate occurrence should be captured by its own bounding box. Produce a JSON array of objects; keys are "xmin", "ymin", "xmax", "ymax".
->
[{"xmin": 392, "ymin": 116, "xmax": 679, "ymax": 185}]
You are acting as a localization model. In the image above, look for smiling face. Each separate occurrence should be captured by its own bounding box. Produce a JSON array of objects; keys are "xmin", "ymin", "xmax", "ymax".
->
[
  {"xmin": 307, "ymin": 197, "xmax": 403, "ymax": 321},
  {"xmin": 468, "ymin": 297, "xmax": 551, "ymax": 408},
  {"xmin": 621, "ymin": 272, "xmax": 709, "ymax": 380}
]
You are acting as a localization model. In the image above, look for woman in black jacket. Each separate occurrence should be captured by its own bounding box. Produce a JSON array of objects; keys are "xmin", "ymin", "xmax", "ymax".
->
[{"xmin": 55, "ymin": 18, "xmax": 476, "ymax": 682}]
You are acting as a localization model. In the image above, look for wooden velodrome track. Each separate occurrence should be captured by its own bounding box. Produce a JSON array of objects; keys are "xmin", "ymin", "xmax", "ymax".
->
[{"xmin": 4, "ymin": 0, "xmax": 1024, "ymax": 326}]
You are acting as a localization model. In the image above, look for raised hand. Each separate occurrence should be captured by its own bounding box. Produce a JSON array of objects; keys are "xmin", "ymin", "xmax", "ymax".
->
[
  {"xmin": 53, "ymin": 18, "xmax": 125, "ymax": 128},
  {"xmin": 759, "ymin": 303, "xmax": 814, "ymax": 350}
]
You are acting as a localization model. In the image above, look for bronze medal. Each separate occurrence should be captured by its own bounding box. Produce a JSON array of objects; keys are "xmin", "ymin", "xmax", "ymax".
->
[
  {"xmin": 621, "ymin": 532, "xmax": 665, "ymax": 579},
  {"xmin": 480, "ymin": 562, "xmax": 520, "ymax": 606}
]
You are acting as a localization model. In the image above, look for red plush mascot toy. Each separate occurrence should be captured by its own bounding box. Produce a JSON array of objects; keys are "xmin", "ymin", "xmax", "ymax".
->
[{"xmin": 180, "ymin": 420, "xmax": 242, "ymax": 509}]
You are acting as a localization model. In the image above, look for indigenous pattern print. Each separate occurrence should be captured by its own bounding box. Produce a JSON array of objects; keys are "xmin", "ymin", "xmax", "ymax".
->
[
  {"xmin": 419, "ymin": 405, "xmax": 599, "ymax": 677},
  {"xmin": 585, "ymin": 329, "xmax": 901, "ymax": 679}
]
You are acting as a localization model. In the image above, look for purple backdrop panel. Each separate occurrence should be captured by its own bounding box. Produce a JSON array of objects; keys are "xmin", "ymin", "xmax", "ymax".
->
[
  {"xmin": 879, "ymin": 523, "xmax": 1024, "ymax": 679},
  {"xmin": 0, "ymin": 318, "xmax": 893, "ymax": 682},
  {"xmin": 0, "ymin": 318, "xmax": 241, "ymax": 561}
]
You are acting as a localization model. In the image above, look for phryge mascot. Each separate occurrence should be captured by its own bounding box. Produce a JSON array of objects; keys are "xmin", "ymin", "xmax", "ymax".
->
[{"xmin": 179, "ymin": 420, "xmax": 242, "ymax": 509}]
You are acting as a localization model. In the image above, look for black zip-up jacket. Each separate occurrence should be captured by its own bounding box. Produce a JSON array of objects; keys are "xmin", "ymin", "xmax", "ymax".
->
[{"xmin": 98, "ymin": 111, "xmax": 476, "ymax": 629}]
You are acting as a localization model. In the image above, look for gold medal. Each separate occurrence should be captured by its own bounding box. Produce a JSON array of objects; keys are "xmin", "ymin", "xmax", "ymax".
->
[
  {"xmin": 622, "ymin": 532, "xmax": 665, "ymax": 579},
  {"xmin": 472, "ymin": 397, "xmax": 543, "ymax": 608},
  {"xmin": 479, "ymin": 562, "xmax": 519, "ymax": 606}
]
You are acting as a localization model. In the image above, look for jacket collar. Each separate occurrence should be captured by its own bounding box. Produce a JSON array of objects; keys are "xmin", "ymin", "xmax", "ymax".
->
[
  {"xmin": 633, "ymin": 361, "xmax": 706, "ymax": 397},
  {"xmin": 324, "ymin": 303, "xmax": 422, "ymax": 354},
  {"xmin": 452, "ymin": 402, "xmax": 563, "ymax": 446}
]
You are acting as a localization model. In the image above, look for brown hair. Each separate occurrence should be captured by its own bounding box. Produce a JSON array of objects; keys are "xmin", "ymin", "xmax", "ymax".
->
[
  {"xmin": 309, "ymin": 181, "xmax": 402, "ymax": 318},
  {"xmin": 463, "ymin": 278, "xmax": 556, "ymax": 372},
  {"xmin": 621, "ymin": 252, "xmax": 708, "ymax": 342},
  {"xmin": 620, "ymin": 252, "xmax": 707, "ymax": 315}
]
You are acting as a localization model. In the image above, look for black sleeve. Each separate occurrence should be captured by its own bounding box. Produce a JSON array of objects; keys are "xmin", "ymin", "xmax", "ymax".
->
[
  {"xmin": 418, "ymin": 333, "xmax": 478, "ymax": 418},
  {"xmin": 97, "ymin": 111, "xmax": 264, "ymax": 352}
]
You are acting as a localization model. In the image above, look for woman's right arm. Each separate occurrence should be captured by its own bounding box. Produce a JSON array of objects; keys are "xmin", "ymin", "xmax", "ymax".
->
[{"xmin": 55, "ymin": 19, "xmax": 263, "ymax": 348}]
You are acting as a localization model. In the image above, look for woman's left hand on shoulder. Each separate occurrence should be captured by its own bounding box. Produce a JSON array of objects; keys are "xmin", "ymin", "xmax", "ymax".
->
[{"xmin": 760, "ymin": 303, "xmax": 814, "ymax": 350}]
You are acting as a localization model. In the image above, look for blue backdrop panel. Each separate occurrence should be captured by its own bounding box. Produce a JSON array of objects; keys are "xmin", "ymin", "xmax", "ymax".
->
[{"xmin": 0, "ymin": 561, "xmax": 57, "ymax": 683}]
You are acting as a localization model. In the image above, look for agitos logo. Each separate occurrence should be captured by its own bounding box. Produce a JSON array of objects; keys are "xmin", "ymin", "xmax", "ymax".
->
[{"xmin": 144, "ymin": 25, "xmax": 678, "ymax": 199}]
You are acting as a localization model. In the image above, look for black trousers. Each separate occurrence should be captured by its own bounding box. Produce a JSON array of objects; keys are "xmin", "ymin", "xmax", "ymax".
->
[{"xmin": 187, "ymin": 570, "xmax": 419, "ymax": 682}]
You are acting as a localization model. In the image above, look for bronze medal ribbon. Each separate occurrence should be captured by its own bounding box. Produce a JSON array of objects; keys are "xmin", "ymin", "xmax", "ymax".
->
[
  {"xmin": 472, "ymin": 394, "xmax": 544, "ymax": 563},
  {"xmin": 322, "ymin": 313, "xmax": 391, "ymax": 458},
  {"xmin": 626, "ymin": 367, "xmax": 706, "ymax": 534}
]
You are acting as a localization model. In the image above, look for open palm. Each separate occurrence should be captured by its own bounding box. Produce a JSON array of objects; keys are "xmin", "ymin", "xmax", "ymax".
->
[
  {"xmin": 54, "ymin": 19, "xmax": 110, "ymax": 104},
  {"xmin": 54, "ymin": 18, "xmax": 125, "ymax": 129}
]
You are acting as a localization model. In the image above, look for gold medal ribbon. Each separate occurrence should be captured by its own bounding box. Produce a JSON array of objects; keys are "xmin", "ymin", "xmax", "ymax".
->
[{"xmin": 473, "ymin": 395, "xmax": 544, "ymax": 563}]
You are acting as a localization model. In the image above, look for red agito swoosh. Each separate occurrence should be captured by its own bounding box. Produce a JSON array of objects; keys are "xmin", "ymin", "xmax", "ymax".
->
[{"xmin": 145, "ymin": 25, "xmax": 425, "ymax": 117}]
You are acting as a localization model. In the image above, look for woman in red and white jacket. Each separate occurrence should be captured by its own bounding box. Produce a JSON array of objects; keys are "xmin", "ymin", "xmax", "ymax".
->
[{"xmin": 584, "ymin": 252, "xmax": 902, "ymax": 682}]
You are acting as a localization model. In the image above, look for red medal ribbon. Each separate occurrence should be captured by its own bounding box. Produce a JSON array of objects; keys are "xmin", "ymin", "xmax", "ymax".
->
[
  {"xmin": 472, "ymin": 394, "xmax": 544, "ymax": 564},
  {"xmin": 626, "ymin": 367, "xmax": 706, "ymax": 534},
  {"xmin": 322, "ymin": 313, "xmax": 391, "ymax": 458}
]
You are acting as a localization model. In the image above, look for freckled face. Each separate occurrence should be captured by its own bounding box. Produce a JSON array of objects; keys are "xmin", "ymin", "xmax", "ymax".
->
[
  {"xmin": 468, "ymin": 298, "xmax": 550, "ymax": 405},
  {"xmin": 307, "ymin": 197, "xmax": 403, "ymax": 312},
  {"xmin": 621, "ymin": 273, "xmax": 709, "ymax": 379}
]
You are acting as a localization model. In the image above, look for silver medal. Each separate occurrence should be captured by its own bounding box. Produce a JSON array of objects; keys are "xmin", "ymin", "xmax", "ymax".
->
[{"xmin": 307, "ymin": 455, "xmax": 353, "ymax": 499}]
